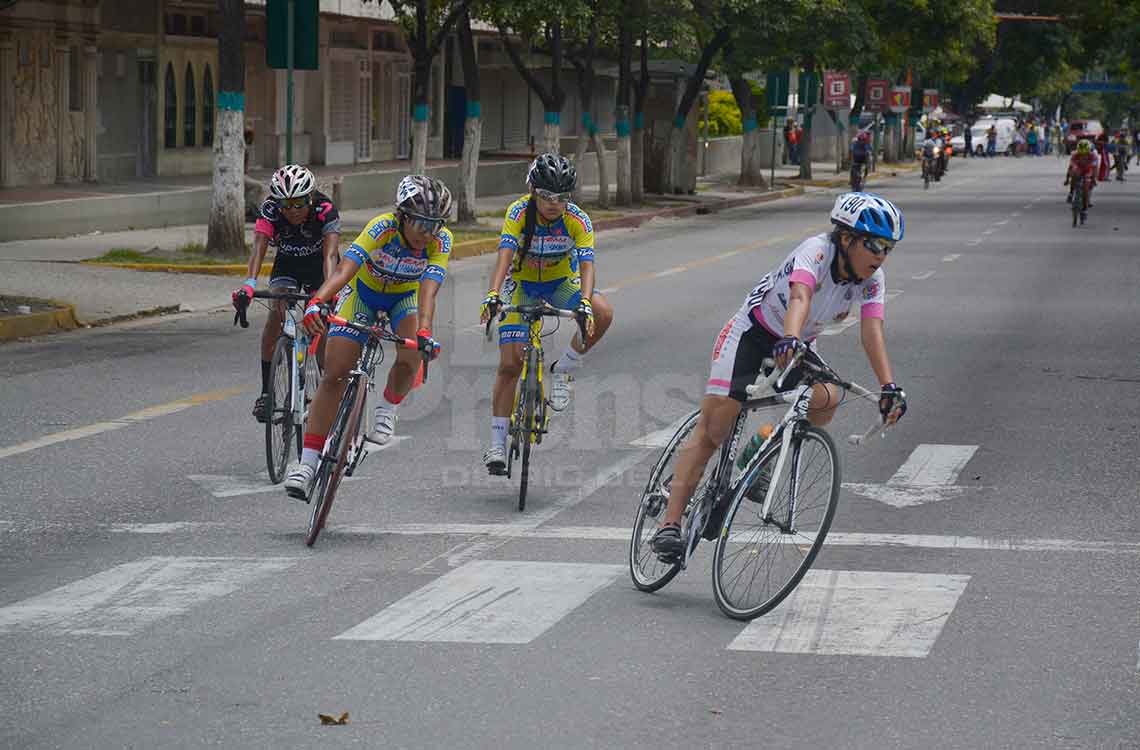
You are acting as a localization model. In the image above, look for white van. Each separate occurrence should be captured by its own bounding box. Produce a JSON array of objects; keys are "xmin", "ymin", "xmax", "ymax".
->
[{"xmin": 969, "ymin": 117, "xmax": 1017, "ymax": 155}]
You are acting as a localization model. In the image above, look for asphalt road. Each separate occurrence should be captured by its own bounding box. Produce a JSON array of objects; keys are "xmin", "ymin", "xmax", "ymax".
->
[{"xmin": 2, "ymin": 155, "xmax": 1138, "ymax": 749}]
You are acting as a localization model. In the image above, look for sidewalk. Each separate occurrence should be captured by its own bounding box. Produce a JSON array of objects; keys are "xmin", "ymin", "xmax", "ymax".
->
[{"xmin": 0, "ymin": 177, "xmax": 806, "ymax": 336}]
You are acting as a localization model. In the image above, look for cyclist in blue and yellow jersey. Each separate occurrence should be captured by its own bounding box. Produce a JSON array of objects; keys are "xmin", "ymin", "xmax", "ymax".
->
[
  {"xmin": 478, "ymin": 153, "xmax": 615, "ymax": 475},
  {"xmin": 283, "ymin": 175, "xmax": 451, "ymax": 500}
]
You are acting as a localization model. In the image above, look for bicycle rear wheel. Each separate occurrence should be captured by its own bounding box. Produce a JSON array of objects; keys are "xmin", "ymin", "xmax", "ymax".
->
[
  {"xmin": 265, "ymin": 336, "xmax": 294, "ymax": 484},
  {"xmin": 712, "ymin": 425, "xmax": 840, "ymax": 620},
  {"xmin": 629, "ymin": 410, "xmax": 702, "ymax": 592},
  {"xmin": 305, "ymin": 377, "xmax": 366, "ymax": 547}
]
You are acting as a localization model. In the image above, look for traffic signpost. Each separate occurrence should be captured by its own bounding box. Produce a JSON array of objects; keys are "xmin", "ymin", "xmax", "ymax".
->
[{"xmin": 267, "ymin": 0, "xmax": 319, "ymax": 162}]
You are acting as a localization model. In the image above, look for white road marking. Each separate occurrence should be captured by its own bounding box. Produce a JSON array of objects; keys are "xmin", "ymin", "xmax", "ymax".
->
[
  {"xmin": 966, "ymin": 239, "xmax": 982, "ymax": 246},
  {"xmin": 942, "ymin": 254, "xmax": 962, "ymax": 262},
  {"xmin": 653, "ymin": 266, "xmax": 686, "ymax": 278},
  {"xmin": 1012, "ymin": 212, "xmax": 1021, "ymax": 217},
  {"xmin": 629, "ymin": 413, "xmax": 694, "ymax": 448},
  {"xmin": 995, "ymin": 219, "xmax": 1009, "ymax": 226},
  {"xmin": 911, "ymin": 271, "xmax": 935, "ymax": 280},
  {"xmin": 93, "ymin": 521, "xmax": 1133, "ymax": 554},
  {"xmin": 727, "ymin": 570, "xmax": 970, "ymax": 657},
  {"xmin": 0, "ymin": 556, "xmax": 296, "ymax": 636},
  {"xmin": 0, "ymin": 387, "xmax": 244, "ymax": 461},
  {"xmin": 982, "ymin": 228, "xmax": 997, "ymax": 235},
  {"xmin": 845, "ymin": 443, "xmax": 978, "ymax": 508},
  {"xmin": 334, "ymin": 560, "xmax": 622, "ymax": 644},
  {"xmin": 597, "ymin": 286, "xmax": 618, "ymax": 294},
  {"xmin": 889, "ymin": 444, "xmax": 979, "ymax": 485}
]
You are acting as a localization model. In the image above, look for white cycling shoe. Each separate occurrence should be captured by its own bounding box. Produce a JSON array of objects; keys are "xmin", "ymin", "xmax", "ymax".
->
[
  {"xmin": 483, "ymin": 445, "xmax": 507, "ymax": 476},
  {"xmin": 284, "ymin": 462, "xmax": 317, "ymax": 502},
  {"xmin": 367, "ymin": 405, "xmax": 398, "ymax": 445}
]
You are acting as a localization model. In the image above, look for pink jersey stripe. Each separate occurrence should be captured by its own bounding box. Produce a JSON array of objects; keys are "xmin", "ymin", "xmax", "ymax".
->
[
  {"xmin": 789, "ymin": 269, "xmax": 817, "ymax": 288},
  {"xmin": 254, "ymin": 218, "xmax": 276, "ymax": 238},
  {"xmin": 749, "ymin": 306, "xmax": 781, "ymax": 337},
  {"xmin": 860, "ymin": 302, "xmax": 885, "ymax": 320},
  {"xmin": 708, "ymin": 378, "xmax": 731, "ymax": 388}
]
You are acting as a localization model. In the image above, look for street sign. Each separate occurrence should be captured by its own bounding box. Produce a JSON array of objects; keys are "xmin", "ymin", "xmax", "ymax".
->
[
  {"xmin": 1071, "ymin": 81, "xmax": 1128, "ymax": 93},
  {"xmin": 267, "ymin": 0, "xmax": 319, "ymax": 71},
  {"xmin": 922, "ymin": 89, "xmax": 939, "ymax": 113},
  {"xmin": 823, "ymin": 71, "xmax": 851, "ymax": 110},
  {"xmin": 765, "ymin": 71, "xmax": 789, "ymax": 109},
  {"xmin": 865, "ymin": 78, "xmax": 889, "ymax": 112},
  {"xmin": 889, "ymin": 85, "xmax": 911, "ymax": 113},
  {"xmin": 798, "ymin": 71, "xmax": 819, "ymax": 108}
]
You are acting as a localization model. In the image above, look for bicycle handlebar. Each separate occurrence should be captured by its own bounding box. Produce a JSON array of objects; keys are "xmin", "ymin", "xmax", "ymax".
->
[
  {"xmin": 324, "ymin": 312, "xmax": 433, "ymax": 382},
  {"xmin": 232, "ymin": 289, "xmax": 313, "ymax": 329},
  {"xmin": 483, "ymin": 301, "xmax": 586, "ymax": 342}
]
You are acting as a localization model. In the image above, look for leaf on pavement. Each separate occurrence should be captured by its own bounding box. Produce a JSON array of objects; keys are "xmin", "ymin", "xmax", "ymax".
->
[{"xmin": 319, "ymin": 711, "xmax": 350, "ymax": 725}]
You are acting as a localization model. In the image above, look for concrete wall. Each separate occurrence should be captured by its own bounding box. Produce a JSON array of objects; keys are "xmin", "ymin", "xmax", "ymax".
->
[{"xmin": 0, "ymin": 188, "xmax": 211, "ymax": 242}]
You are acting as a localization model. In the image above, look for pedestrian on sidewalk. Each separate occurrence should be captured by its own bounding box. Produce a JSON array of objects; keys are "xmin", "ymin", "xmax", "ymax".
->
[
  {"xmin": 964, "ymin": 121, "xmax": 973, "ymax": 157},
  {"xmin": 782, "ymin": 119, "xmax": 794, "ymax": 165},
  {"xmin": 233, "ymin": 165, "xmax": 342, "ymax": 423},
  {"xmin": 789, "ymin": 122, "xmax": 803, "ymax": 165},
  {"xmin": 986, "ymin": 125, "xmax": 997, "ymax": 157}
]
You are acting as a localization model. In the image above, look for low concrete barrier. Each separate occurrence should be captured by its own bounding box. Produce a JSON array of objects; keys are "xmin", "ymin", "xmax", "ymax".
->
[{"xmin": 0, "ymin": 188, "xmax": 212, "ymax": 242}]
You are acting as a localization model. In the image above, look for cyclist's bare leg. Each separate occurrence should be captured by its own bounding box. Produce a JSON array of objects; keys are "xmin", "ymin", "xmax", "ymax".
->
[
  {"xmin": 660, "ymin": 395, "xmax": 742, "ymax": 526},
  {"xmin": 806, "ymin": 383, "xmax": 843, "ymax": 426},
  {"xmin": 492, "ymin": 342, "xmax": 526, "ymax": 417},
  {"xmin": 383, "ymin": 314, "xmax": 421, "ymax": 399},
  {"xmin": 571, "ymin": 291, "xmax": 614, "ymax": 354},
  {"xmin": 304, "ymin": 336, "xmax": 361, "ymax": 437}
]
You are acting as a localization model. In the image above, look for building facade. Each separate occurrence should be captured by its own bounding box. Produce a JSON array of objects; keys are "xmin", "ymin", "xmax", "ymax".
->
[{"xmin": 0, "ymin": 0, "xmax": 619, "ymax": 188}]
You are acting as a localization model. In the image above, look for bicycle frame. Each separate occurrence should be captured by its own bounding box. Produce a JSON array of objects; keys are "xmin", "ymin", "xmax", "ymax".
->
[
  {"xmin": 514, "ymin": 315, "xmax": 549, "ymax": 443},
  {"xmin": 281, "ymin": 309, "xmax": 316, "ymax": 431}
]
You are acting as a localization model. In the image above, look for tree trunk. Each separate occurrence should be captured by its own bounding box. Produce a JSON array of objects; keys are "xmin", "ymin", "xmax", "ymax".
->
[
  {"xmin": 729, "ymin": 76, "xmax": 766, "ymax": 188},
  {"xmin": 206, "ymin": 0, "xmax": 245, "ymax": 257},
  {"xmin": 456, "ymin": 9, "xmax": 480, "ymax": 223},
  {"xmin": 615, "ymin": 106, "xmax": 631, "ymax": 204},
  {"xmin": 592, "ymin": 130, "xmax": 608, "ymax": 207},
  {"xmin": 543, "ymin": 117, "xmax": 560, "ymax": 154},
  {"xmin": 412, "ymin": 55, "xmax": 431, "ymax": 174},
  {"xmin": 844, "ymin": 75, "xmax": 866, "ymax": 170},
  {"xmin": 574, "ymin": 114, "xmax": 589, "ymax": 186},
  {"xmin": 666, "ymin": 25, "xmax": 730, "ymax": 192},
  {"xmin": 614, "ymin": 11, "xmax": 632, "ymax": 205},
  {"xmin": 498, "ymin": 20, "xmax": 564, "ymax": 155}
]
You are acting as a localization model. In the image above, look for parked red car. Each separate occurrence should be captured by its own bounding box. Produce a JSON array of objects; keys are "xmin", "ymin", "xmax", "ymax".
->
[{"xmin": 1065, "ymin": 119, "xmax": 1105, "ymax": 153}]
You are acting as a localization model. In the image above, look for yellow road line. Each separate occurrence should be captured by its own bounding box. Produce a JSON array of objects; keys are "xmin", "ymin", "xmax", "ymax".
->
[{"xmin": 0, "ymin": 386, "xmax": 245, "ymax": 460}]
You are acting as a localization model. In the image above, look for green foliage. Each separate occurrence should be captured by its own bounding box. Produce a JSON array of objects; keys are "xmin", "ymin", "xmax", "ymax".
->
[{"xmin": 706, "ymin": 90, "xmax": 742, "ymax": 135}]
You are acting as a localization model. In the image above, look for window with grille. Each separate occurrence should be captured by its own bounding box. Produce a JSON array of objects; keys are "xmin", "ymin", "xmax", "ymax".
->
[
  {"xmin": 202, "ymin": 65, "xmax": 214, "ymax": 146},
  {"xmin": 164, "ymin": 63, "xmax": 177, "ymax": 147},
  {"xmin": 184, "ymin": 63, "xmax": 196, "ymax": 146}
]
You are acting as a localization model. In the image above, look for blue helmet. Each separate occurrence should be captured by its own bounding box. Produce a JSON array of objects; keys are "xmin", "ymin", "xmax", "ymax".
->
[{"xmin": 830, "ymin": 192, "xmax": 905, "ymax": 242}]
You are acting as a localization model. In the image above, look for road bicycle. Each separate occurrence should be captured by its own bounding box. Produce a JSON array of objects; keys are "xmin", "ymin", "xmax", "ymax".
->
[
  {"xmin": 302, "ymin": 311, "xmax": 431, "ymax": 547},
  {"xmin": 628, "ymin": 348, "xmax": 886, "ymax": 620},
  {"xmin": 234, "ymin": 289, "xmax": 322, "ymax": 483},
  {"xmin": 1067, "ymin": 175, "xmax": 1089, "ymax": 227},
  {"xmin": 486, "ymin": 301, "xmax": 586, "ymax": 512},
  {"xmin": 849, "ymin": 161, "xmax": 868, "ymax": 192}
]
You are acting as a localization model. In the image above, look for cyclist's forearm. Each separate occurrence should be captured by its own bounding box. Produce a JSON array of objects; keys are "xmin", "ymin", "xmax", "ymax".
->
[
  {"xmin": 322, "ymin": 233, "xmax": 341, "ymax": 280},
  {"xmin": 488, "ymin": 248, "xmax": 515, "ymax": 293},
  {"xmin": 782, "ymin": 283, "xmax": 812, "ymax": 338},
  {"xmin": 247, "ymin": 234, "xmax": 270, "ymax": 281},
  {"xmin": 417, "ymin": 279, "xmax": 441, "ymax": 329},
  {"xmin": 860, "ymin": 318, "xmax": 895, "ymax": 386},
  {"xmin": 579, "ymin": 260, "xmax": 595, "ymax": 300},
  {"xmin": 312, "ymin": 260, "xmax": 360, "ymax": 302}
]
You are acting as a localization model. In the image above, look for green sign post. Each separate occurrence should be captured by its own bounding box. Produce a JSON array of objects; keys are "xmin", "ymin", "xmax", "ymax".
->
[
  {"xmin": 766, "ymin": 72, "xmax": 789, "ymax": 188},
  {"xmin": 267, "ymin": 0, "xmax": 319, "ymax": 162}
]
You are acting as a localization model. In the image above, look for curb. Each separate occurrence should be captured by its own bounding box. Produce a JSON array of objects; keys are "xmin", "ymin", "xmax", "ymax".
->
[
  {"xmin": 0, "ymin": 302, "xmax": 80, "ymax": 341},
  {"xmin": 782, "ymin": 162, "xmax": 922, "ymax": 189}
]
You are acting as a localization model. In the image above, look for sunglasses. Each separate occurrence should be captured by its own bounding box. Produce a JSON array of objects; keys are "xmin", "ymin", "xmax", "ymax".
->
[
  {"xmin": 862, "ymin": 236, "xmax": 895, "ymax": 256},
  {"xmin": 534, "ymin": 188, "xmax": 572, "ymax": 204},
  {"xmin": 404, "ymin": 214, "xmax": 446, "ymax": 237},
  {"xmin": 278, "ymin": 197, "xmax": 311, "ymax": 210}
]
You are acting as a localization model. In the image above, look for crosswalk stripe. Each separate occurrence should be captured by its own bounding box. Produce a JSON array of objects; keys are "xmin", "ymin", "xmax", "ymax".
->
[
  {"xmin": 334, "ymin": 560, "xmax": 623, "ymax": 644},
  {"xmin": 0, "ymin": 556, "xmax": 296, "ymax": 636},
  {"xmin": 727, "ymin": 570, "xmax": 970, "ymax": 657}
]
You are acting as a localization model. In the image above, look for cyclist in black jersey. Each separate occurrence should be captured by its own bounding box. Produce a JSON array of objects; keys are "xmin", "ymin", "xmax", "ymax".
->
[{"xmin": 232, "ymin": 165, "xmax": 342, "ymax": 422}]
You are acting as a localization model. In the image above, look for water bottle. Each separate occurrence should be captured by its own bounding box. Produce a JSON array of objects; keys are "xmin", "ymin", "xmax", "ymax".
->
[{"xmin": 736, "ymin": 423, "xmax": 774, "ymax": 470}]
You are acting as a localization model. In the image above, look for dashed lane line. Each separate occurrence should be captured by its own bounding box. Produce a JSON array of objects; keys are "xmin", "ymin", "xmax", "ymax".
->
[{"xmin": 0, "ymin": 387, "xmax": 245, "ymax": 461}]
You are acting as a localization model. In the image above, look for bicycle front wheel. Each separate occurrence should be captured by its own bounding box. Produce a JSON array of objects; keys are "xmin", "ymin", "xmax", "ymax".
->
[
  {"xmin": 299, "ymin": 343, "xmax": 321, "ymax": 458},
  {"xmin": 629, "ymin": 410, "xmax": 701, "ymax": 592},
  {"xmin": 517, "ymin": 346, "xmax": 539, "ymax": 512},
  {"xmin": 712, "ymin": 425, "xmax": 840, "ymax": 620},
  {"xmin": 305, "ymin": 377, "xmax": 366, "ymax": 547},
  {"xmin": 265, "ymin": 336, "xmax": 294, "ymax": 484}
]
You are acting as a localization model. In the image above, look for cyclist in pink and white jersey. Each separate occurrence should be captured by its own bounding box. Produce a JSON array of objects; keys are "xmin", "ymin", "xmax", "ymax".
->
[{"xmin": 650, "ymin": 192, "xmax": 910, "ymax": 560}]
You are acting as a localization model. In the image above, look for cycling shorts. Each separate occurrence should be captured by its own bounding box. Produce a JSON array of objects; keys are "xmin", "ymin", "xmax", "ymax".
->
[
  {"xmin": 498, "ymin": 272, "xmax": 581, "ymax": 345},
  {"xmin": 329, "ymin": 278, "xmax": 418, "ymax": 345},
  {"xmin": 269, "ymin": 252, "xmax": 326, "ymax": 293},
  {"xmin": 707, "ymin": 311, "xmax": 805, "ymax": 403}
]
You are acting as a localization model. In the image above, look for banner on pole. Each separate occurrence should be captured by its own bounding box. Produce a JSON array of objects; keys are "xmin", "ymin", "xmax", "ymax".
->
[
  {"xmin": 889, "ymin": 85, "xmax": 911, "ymax": 113},
  {"xmin": 865, "ymin": 78, "xmax": 889, "ymax": 112},
  {"xmin": 922, "ymin": 89, "xmax": 939, "ymax": 113},
  {"xmin": 823, "ymin": 72, "xmax": 851, "ymax": 110}
]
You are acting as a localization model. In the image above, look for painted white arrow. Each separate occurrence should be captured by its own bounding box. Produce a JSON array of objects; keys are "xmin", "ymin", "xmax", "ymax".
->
[{"xmin": 843, "ymin": 443, "xmax": 979, "ymax": 508}]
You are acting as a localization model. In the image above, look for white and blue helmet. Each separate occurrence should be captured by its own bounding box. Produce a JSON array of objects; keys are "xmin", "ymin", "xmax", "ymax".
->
[{"xmin": 830, "ymin": 192, "xmax": 904, "ymax": 242}]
